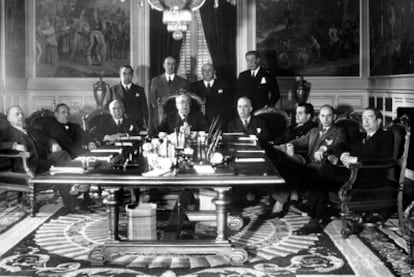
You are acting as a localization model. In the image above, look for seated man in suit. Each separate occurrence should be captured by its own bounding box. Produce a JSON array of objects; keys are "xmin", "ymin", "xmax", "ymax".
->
[
  {"xmin": 275, "ymin": 103, "xmax": 318, "ymax": 144},
  {"xmin": 191, "ymin": 63, "xmax": 231, "ymax": 128},
  {"xmin": 295, "ymin": 108, "xmax": 394, "ymax": 235},
  {"xmin": 44, "ymin": 103, "xmax": 96, "ymax": 158},
  {"xmin": 0, "ymin": 105, "xmax": 83, "ymax": 212},
  {"xmin": 155, "ymin": 93, "xmax": 210, "ymax": 135},
  {"xmin": 227, "ymin": 97, "xmax": 270, "ymax": 141},
  {"xmin": 265, "ymin": 104, "xmax": 346, "ymax": 216},
  {"xmin": 105, "ymin": 65, "xmax": 148, "ymax": 130},
  {"xmin": 92, "ymin": 100, "xmax": 139, "ymax": 144}
]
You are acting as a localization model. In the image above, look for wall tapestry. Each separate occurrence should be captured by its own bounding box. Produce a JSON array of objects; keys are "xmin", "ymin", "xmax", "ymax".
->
[
  {"xmin": 35, "ymin": 0, "xmax": 130, "ymax": 77},
  {"xmin": 256, "ymin": 0, "xmax": 360, "ymax": 76},
  {"xmin": 370, "ymin": 0, "xmax": 414, "ymax": 75}
]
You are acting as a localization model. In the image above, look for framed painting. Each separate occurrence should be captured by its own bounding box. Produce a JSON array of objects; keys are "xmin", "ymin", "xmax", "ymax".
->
[
  {"xmin": 370, "ymin": 0, "xmax": 414, "ymax": 76},
  {"xmin": 5, "ymin": 0, "xmax": 26, "ymax": 78},
  {"xmin": 35, "ymin": 0, "xmax": 130, "ymax": 78},
  {"xmin": 256, "ymin": 0, "xmax": 360, "ymax": 76}
]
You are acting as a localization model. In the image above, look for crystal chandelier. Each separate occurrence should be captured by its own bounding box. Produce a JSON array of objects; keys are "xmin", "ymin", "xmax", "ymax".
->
[{"xmin": 148, "ymin": 0, "xmax": 206, "ymax": 40}]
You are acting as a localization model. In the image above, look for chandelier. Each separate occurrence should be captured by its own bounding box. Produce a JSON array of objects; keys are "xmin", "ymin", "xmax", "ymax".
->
[
  {"xmin": 148, "ymin": 0, "xmax": 206, "ymax": 40},
  {"xmin": 147, "ymin": 0, "xmax": 237, "ymax": 40}
]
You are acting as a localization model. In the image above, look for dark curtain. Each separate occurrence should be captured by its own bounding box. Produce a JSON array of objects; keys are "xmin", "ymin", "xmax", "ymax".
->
[
  {"xmin": 200, "ymin": 0, "xmax": 237, "ymax": 84},
  {"xmin": 149, "ymin": 9, "xmax": 183, "ymax": 79}
]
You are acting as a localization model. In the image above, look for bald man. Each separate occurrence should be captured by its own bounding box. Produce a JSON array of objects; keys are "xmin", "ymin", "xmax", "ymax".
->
[
  {"xmin": 91, "ymin": 100, "xmax": 139, "ymax": 144},
  {"xmin": 0, "ymin": 106, "xmax": 83, "ymax": 212},
  {"xmin": 155, "ymin": 93, "xmax": 209, "ymax": 135},
  {"xmin": 149, "ymin": 56, "xmax": 190, "ymax": 129},
  {"xmin": 191, "ymin": 63, "xmax": 231, "ymax": 127}
]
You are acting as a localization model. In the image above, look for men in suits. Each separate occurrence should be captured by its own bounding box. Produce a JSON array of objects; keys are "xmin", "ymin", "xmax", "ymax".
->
[
  {"xmin": 237, "ymin": 50, "xmax": 280, "ymax": 111},
  {"xmin": 92, "ymin": 100, "xmax": 139, "ymax": 144},
  {"xmin": 283, "ymin": 105, "xmax": 346, "ymax": 164},
  {"xmin": 155, "ymin": 93, "xmax": 209, "ymax": 135},
  {"xmin": 275, "ymin": 103, "xmax": 318, "ymax": 144},
  {"xmin": 265, "ymin": 105, "xmax": 346, "ymax": 216},
  {"xmin": 106, "ymin": 65, "xmax": 148, "ymax": 130},
  {"xmin": 227, "ymin": 97, "xmax": 270, "ymax": 141},
  {"xmin": 295, "ymin": 108, "xmax": 394, "ymax": 235},
  {"xmin": 149, "ymin": 56, "xmax": 191, "ymax": 129},
  {"xmin": 44, "ymin": 103, "xmax": 96, "ymax": 159},
  {"xmin": 191, "ymin": 63, "xmax": 231, "ymax": 127},
  {"xmin": 0, "ymin": 106, "xmax": 82, "ymax": 211}
]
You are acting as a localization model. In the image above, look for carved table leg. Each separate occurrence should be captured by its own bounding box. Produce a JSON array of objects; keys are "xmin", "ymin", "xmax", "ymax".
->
[
  {"xmin": 29, "ymin": 181, "xmax": 35, "ymax": 217},
  {"xmin": 213, "ymin": 187, "xmax": 231, "ymax": 242},
  {"xmin": 103, "ymin": 188, "xmax": 120, "ymax": 241}
]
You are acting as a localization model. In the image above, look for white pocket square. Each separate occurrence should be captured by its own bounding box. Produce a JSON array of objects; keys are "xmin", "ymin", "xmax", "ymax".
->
[{"xmin": 260, "ymin": 77, "xmax": 267, "ymax": 84}]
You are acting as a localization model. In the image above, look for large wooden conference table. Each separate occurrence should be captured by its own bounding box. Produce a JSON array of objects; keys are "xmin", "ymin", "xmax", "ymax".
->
[{"xmin": 30, "ymin": 134, "xmax": 284, "ymax": 265}]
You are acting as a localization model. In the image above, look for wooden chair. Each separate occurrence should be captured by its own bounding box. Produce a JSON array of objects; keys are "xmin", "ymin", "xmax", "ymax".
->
[
  {"xmin": 328, "ymin": 115, "xmax": 411, "ymax": 238},
  {"xmin": 0, "ymin": 111, "xmax": 55, "ymax": 215},
  {"xmin": 156, "ymin": 91, "xmax": 206, "ymax": 124},
  {"xmin": 253, "ymin": 107, "xmax": 289, "ymax": 141}
]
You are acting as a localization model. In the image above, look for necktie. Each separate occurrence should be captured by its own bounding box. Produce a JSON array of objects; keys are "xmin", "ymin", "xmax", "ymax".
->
[
  {"xmin": 243, "ymin": 119, "xmax": 248, "ymax": 130},
  {"xmin": 251, "ymin": 71, "xmax": 255, "ymax": 78},
  {"xmin": 206, "ymin": 83, "xmax": 211, "ymax": 91},
  {"xmin": 168, "ymin": 77, "xmax": 172, "ymax": 85},
  {"xmin": 320, "ymin": 128, "xmax": 327, "ymax": 137},
  {"xmin": 117, "ymin": 120, "xmax": 122, "ymax": 127}
]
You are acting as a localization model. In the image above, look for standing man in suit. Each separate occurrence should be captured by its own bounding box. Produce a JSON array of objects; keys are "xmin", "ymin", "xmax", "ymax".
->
[
  {"xmin": 0, "ymin": 105, "xmax": 84, "ymax": 212},
  {"xmin": 149, "ymin": 56, "xmax": 191, "ymax": 129},
  {"xmin": 44, "ymin": 103, "xmax": 96, "ymax": 159},
  {"xmin": 295, "ymin": 108, "xmax": 394, "ymax": 235},
  {"xmin": 237, "ymin": 50, "xmax": 280, "ymax": 111},
  {"xmin": 227, "ymin": 97, "xmax": 270, "ymax": 141},
  {"xmin": 191, "ymin": 63, "xmax": 231, "ymax": 128},
  {"xmin": 106, "ymin": 65, "xmax": 148, "ymax": 130},
  {"xmin": 155, "ymin": 93, "xmax": 209, "ymax": 135},
  {"xmin": 92, "ymin": 100, "xmax": 139, "ymax": 144}
]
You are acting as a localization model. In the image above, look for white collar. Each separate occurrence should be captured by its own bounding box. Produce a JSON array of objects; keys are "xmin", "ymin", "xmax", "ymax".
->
[
  {"xmin": 122, "ymin": 82, "xmax": 131, "ymax": 90},
  {"xmin": 204, "ymin": 79, "xmax": 215, "ymax": 87},
  {"xmin": 251, "ymin": 67, "xmax": 260, "ymax": 77},
  {"xmin": 165, "ymin": 73, "xmax": 175, "ymax": 81}
]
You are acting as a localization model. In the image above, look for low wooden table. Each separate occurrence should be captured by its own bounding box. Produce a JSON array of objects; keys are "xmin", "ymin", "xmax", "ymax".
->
[{"xmin": 30, "ymin": 135, "xmax": 284, "ymax": 265}]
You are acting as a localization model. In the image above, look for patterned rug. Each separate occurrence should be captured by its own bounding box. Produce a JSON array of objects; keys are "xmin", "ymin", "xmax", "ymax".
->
[
  {"xmin": 358, "ymin": 218, "xmax": 414, "ymax": 276},
  {"xmin": 0, "ymin": 205, "xmax": 355, "ymax": 277},
  {"xmin": 0, "ymin": 192, "xmax": 29, "ymax": 235}
]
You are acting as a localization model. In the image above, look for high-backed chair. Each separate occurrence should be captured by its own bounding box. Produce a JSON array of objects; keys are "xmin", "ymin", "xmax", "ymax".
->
[
  {"xmin": 328, "ymin": 115, "xmax": 410, "ymax": 238},
  {"xmin": 156, "ymin": 92, "xmax": 206, "ymax": 124},
  {"xmin": 0, "ymin": 111, "xmax": 55, "ymax": 215},
  {"xmin": 253, "ymin": 107, "xmax": 289, "ymax": 141}
]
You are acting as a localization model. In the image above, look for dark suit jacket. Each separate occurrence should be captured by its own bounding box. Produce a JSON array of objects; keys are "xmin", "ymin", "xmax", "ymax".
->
[
  {"xmin": 191, "ymin": 79, "xmax": 231, "ymax": 125},
  {"xmin": 44, "ymin": 119, "xmax": 90, "ymax": 158},
  {"xmin": 289, "ymin": 125, "xmax": 346, "ymax": 163},
  {"xmin": 0, "ymin": 126, "xmax": 70, "ymax": 173},
  {"xmin": 348, "ymin": 129, "xmax": 394, "ymax": 184},
  {"xmin": 227, "ymin": 116, "xmax": 271, "ymax": 141},
  {"xmin": 275, "ymin": 120, "xmax": 319, "ymax": 144},
  {"xmin": 107, "ymin": 83, "xmax": 148, "ymax": 129},
  {"xmin": 91, "ymin": 117, "xmax": 139, "ymax": 143},
  {"xmin": 237, "ymin": 67, "xmax": 280, "ymax": 110},
  {"xmin": 155, "ymin": 111, "xmax": 210, "ymax": 135}
]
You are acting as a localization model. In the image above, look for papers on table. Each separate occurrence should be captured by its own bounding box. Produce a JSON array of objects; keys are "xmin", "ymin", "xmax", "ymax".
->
[
  {"xmin": 90, "ymin": 147, "xmax": 122, "ymax": 154},
  {"xmin": 116, "ymin": 136, "xmax": 141, "ymax": 141},
  {"xmin": 194, "ymin": 165, "xmax": 215, "ymax": 174},
  {"xmin": 234, "ymin": 157, "xmax": 265, "ymax": 163},
  {"xmin": 222, "ymin": 132, "xmax": 245, "ymax": 136},
  {"xmin": 75, "ymin": 153, "xmax": 114, "ymax": 162},
  {"xmin": 115, "ymin": 142, "xmax": 133, "ymax": 147},
  {"xmin": 50, "ymin": 166, "xmax": 85, "ymax": 175},
  {"xmin": 142, "ymin": 169, "xmax": 172, "ymax": 177},
  {"xmin": 236, "ymin": 149, "xmax": 265, "ymax": 153}
]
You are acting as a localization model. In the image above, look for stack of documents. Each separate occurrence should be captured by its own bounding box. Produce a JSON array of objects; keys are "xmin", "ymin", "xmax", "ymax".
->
[{"xmin": 50, "ymin": 166, "xmax": 85, "ymax": 175}]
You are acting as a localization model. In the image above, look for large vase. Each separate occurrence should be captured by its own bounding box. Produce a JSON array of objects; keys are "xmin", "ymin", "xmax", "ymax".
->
[
  {"xmin": 93, "ymin": 77, "xmax": 110, "ymax": 108},
  {"xmin": 294, "ymin": 76, "xmax": 311, "ymax": 104}
]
